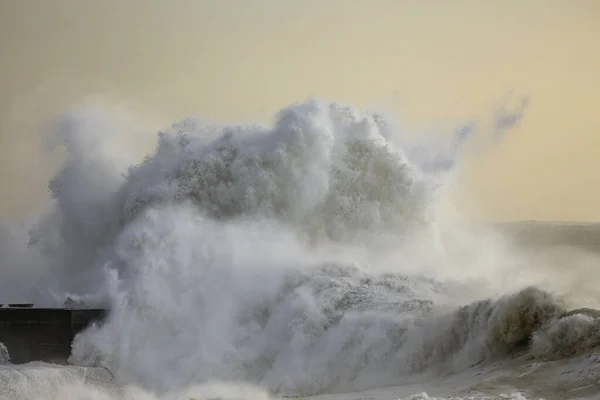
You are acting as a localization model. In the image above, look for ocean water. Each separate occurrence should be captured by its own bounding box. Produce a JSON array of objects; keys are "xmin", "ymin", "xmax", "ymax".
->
[{"xmin": 2, "ymin": 98, "xmax": 600, "ymax": 400}]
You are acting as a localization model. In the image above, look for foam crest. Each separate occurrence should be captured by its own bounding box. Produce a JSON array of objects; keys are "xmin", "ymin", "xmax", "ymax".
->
[
  {"xmin": 120, "ymin": 100, "xmax": 433, "ymax": 243},
  {"xmin": 531, "ymin": 312, "xmax": 600, "ymax": 359}
]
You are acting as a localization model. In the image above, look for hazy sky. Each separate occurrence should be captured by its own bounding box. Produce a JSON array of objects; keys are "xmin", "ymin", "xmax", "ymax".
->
[{"xmin": 0, "ymin": 1, "xmax": 598, "ymax": 221}]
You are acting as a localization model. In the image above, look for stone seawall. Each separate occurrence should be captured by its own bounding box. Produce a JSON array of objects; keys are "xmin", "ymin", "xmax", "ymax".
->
[{"xmin": 0, "ymin": 307, "xmax": 106, "ymax": 364}]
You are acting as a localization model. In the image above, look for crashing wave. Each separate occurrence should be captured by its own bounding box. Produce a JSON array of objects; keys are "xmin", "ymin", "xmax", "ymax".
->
[
  {"xmin": 26, "ymin": 98, "xmax": 596, "ymax": 397},
  {"xmin": 119, "ymin": 101, "xmax": 434, "ymax": 243}
]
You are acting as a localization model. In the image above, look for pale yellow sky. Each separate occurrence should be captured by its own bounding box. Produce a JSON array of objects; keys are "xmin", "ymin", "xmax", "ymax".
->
[{"xmin": 0, "ymin": 1, "xmax": 598, "ymax": 221}]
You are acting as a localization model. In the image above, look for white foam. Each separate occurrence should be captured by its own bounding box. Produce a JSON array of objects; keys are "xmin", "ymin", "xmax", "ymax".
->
[
  {"xmin": 0, "ymin": 363, "xmax": 114, "ymax": 399},
  {"xmin": 1, "ymin": 377, "xmax": 271, "ymax": 400},
  {"xmin": 0, "ymin": 343, "xmax": 9, "ymax": 365},
  {"xmin": 7, "ymin": 97, "xmax": 598, "ymax": 399}
]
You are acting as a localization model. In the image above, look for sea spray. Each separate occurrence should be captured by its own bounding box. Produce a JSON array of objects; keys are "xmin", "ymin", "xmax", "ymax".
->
[
  {"xmin": 21, "ymin": 98, "xmax": 574, "ymax": 396},
  {"xmin": 29, "ymin": 99, "xmax": 457, "ymax": 305},
  {"xmin": 0, "ymin": 342, "xmax": 9, "ymax": 365}
]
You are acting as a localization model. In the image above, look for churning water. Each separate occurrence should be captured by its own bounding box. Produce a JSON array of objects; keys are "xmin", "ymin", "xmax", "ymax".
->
[{"xmin": 2, "ymin": 98, "xmax": 600, "ymax": 400}]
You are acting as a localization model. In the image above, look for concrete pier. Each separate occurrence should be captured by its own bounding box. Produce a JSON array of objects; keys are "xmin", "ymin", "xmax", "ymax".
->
[{"xmin": 0, "ymin": 307, "xmax": 107, "ymax": 364}]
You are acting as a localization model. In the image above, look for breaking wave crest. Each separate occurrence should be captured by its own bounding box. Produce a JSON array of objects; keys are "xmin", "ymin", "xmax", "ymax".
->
[{"xmin": 16, "ymin": 98, "xmax": 600, "ymax": 398}]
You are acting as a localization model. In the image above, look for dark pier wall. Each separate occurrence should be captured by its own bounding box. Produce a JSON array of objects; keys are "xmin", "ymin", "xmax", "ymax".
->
[{"xmin": 0, "ymin": 308, "xmax": 106, "ymax": 364}]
